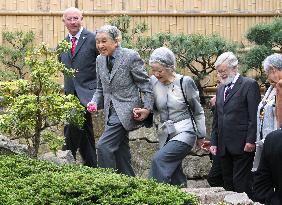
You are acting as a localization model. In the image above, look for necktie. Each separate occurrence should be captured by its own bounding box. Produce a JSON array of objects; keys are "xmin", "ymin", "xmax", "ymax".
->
[
  {"xmin": 224, "ymin": 83, "xmax": 232, "ymax": 100},
  {"xmin": 107, "ymin": 56, "xmax": 113, "ymax": 73},
  {"xmin": 71, "ymin": 36, "xmax": 77, "ymax": 56}
]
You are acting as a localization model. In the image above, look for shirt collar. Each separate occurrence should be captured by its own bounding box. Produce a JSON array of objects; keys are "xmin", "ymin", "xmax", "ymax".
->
[
  {"xmin": 68, "ymin": 27, "xmax": 83, "ymax": 40},
  {"xmin": 110, "ymin": 46, "xmax": 121, "ymax": 60},
  {"xmin": 231, "ymin": 73, "xmax": 240, "ymax": 85}
]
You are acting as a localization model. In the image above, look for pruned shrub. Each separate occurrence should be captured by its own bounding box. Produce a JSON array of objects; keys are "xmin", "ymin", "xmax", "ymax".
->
[{"xmin": 0, "ymin": 154, "xmax": 199, "ymax": 205}]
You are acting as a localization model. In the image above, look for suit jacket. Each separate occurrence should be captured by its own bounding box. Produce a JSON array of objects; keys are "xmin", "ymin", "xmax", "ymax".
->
[
  {"xmin": 253, "ymin": 129, "xmax": 282, "ymax": 205},
  {"xmin": 211, "ymin": 75, "xmax": 261, "ymax": 156},
  {"xmin": 59, "ymin": 28, "xmax": 99, "ymax": 106},
  {"xmin": 91, "ymin": 46, "xmax": 154, "ymax": 131}
]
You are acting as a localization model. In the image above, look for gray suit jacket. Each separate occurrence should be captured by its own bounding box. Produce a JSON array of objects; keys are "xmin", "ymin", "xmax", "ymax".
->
[
  {"xmin": 59, "ymin": 28, "xmax": 99, "ymax": 106},
  {"xmin": 211, "ymin": 75, "xmax": 261, "ymax": 156},
  {"xmin": 91, "ymin": 47, "xmax": 154, "ymax": 131}
]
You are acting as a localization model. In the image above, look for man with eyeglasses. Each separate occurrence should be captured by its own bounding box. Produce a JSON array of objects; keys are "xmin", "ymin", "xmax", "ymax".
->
[
  {"xmin": 59, "ymin": 7, "xmax": 99, "ymax": 167},
  {"xmin": 210, "ymin": 52, "xmax": 261, "ymax": 199}
]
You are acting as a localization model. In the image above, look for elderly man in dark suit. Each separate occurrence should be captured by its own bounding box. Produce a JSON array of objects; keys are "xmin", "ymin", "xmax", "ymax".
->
[
  {"xmin": 210, "ymin": 52, "xmax": 261, "ymax": 198},
  {"xmin": 253, "ymin": 128, "xmax": 282, "ymax": 205},
  {"xmin": 59, "ymin": 7, "xmax": 98, "ymax": 167},
  {"xmin": 87, "ymin": 25, "xmax": 154, "ymax": 176}
]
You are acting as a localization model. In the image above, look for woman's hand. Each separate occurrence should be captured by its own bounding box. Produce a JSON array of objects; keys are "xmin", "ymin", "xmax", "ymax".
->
[
  {"xmin": 132, "ymin": 107, "xmax": 150, "ymax": 121},
  {"xmin": 196, "ymin": 138, "xmax": 205, "ymax": 149},
  {"xmin": 201, "ymin": 140, "xmax": 211, "ymax": 152},
  {"xmin": 86, "ymin": 102, "xmax": 97, "ymax": 113}
]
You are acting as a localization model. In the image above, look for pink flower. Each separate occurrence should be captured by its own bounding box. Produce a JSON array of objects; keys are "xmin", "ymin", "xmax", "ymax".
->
[{"xmin": 87, "ymin": 104, "xmax": 97, "ymax": 112}]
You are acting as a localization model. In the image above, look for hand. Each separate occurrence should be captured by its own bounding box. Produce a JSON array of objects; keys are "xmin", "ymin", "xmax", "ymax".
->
[
  {"xmin": 87, "ymin": 102, "xmax": 97, "ymax": 113},
  {"xmin": 196, "ymin": 138, "xmax": 205, "ymax": 149},
  {"xmin": 132, "ymin": 107, "xmax": 150, "ymax": 121},
  {"xmin": 210, "ymin": 146, "xmax": 217, "ymax": 155},
  {"xmin": 209, "ymin": 96, "xmax": 216, "ymax": 107},
  {"xmin": 201, "ymin": 140, "xmax": 211, "ymax": 152},
  {"xmin": 244, "ymin": 143, "xmax": 256, "ymax": 152}
]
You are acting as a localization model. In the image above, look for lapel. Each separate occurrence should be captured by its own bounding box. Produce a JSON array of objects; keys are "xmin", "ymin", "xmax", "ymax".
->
[
  {"xmin": 224, "ymin": 75, "xmax": 243, "ymax": 104},
  {"xmin": 64, "ymin": 36, "xmax": 72, "ymax": 59},
  {"xmin": 217, "ymin": 85, "xmax": 225, "ymax": 108},
  {"xmin": 72, "ymin": 29, "xmax": 88, "ymax": 58},
  {"xmin": 100, "ymin": 56, "xmax": 110, "ymax": 83},
  {"xmin": 109, "ymin": 48, "xmax": 123, "ymax": 82}
]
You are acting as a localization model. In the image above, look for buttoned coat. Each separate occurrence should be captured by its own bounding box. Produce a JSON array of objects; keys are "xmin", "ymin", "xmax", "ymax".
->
[
  {"xmin": 91, "ymin": 47, "xmax": 154, "ymax": 131},
  {"xmin": 211, "ymin": 75, "xmax": 261, "ymax": 156},
  {"xmin": 59, "ymin": 28, "xmax": 98, "ymax": 106}
]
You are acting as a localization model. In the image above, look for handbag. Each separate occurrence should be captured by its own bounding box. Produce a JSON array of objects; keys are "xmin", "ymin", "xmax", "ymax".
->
[{"xmin": 180, "ymin": 76, "xmax": 197, "ymax": 133}]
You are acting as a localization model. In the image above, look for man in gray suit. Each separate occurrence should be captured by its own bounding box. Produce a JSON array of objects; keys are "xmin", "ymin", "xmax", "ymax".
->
[
  {"xmin": 210, "ymin": 52, "xmax": 261, "ymax": 198},
  {"xmin": 59, "ymin": 7, "xmax": 98, "ymax": 167},
  {"xmin": 88, "ymin": 25, "xmax": 154, "ymax": 176}
]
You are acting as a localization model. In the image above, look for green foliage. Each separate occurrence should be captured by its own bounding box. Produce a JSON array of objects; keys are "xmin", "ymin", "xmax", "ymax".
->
[
  {"xmin": 0, "ymin": 31, "xmax": 35, "ymax": 80},
  {"xmin": 136, "ymin": 32, "xmax": 238, "ymax": 103},
  {"xmin": 240, "ymin": 45, "xmax": 273, "ymax": 86},
  {"xmin": 0, "ymin": 154, "xmax": 199, "ymax": 205},
  {"xmin": 108, "ymin": 15, "xmax": 148, "ymax": 48},
  {"xmin": 245, "ymin": 23, "xmax": 273, "ymax": 46},
  {"xmin": 242, "ymin": 17, "xmax": 282, "ymax": 85},
  {"xmin": 0, "ymin": 39, "xmax": 85, "ymax": 158}
]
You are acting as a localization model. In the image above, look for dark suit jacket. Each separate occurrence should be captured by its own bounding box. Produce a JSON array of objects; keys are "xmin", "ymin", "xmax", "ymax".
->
[
  {"xmin": 253, "ymin": 129, "xmax": 282, "ymax": 205},
  {"xmin": 211, "ymin": 75, "xmax": 261, "ymax": 156},
  {"xmin": 59, "ymin": 28, "xmax": 99, "ymax": 106}
]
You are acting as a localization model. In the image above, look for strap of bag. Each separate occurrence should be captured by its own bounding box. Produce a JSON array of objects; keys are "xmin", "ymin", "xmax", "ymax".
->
[{"xmin": 180, "ymin": 76, "xmax": 197, "ymax": 133}]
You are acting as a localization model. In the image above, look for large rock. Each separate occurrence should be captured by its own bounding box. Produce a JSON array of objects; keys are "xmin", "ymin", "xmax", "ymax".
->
[
  {"xmin": 184, "ymin": 187, "xmax": 263, "ymax": 205},
  {"xmin": 187, "ymin": 179, "xmax": 210, "ymax": 188},
  {"xmin": 0, "ymin": 135, "xmax": 29, "ymax": 155},
  {"xmin": 183, "ymin": 155, "xmax": 211, "ymax": 179},
  {"xmin": 38, "ymin": 150, "xmax": 76, "ymax": 165}
]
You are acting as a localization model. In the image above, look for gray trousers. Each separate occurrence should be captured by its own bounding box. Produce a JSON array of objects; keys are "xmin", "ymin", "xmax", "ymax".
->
[
  {"xmin": 149, "ymin": 140, "xmax": 192, "ymax": 187},
  {"xmin": 97, "ymin": 108, "xmax": 135, "ymax": 176}
]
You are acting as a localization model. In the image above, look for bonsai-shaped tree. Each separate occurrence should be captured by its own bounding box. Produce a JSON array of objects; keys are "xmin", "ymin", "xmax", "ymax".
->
[
  {"xmin": 0, "ymin": 31, "xmax": 35, "ymax": 80},
  {"xmin": 0, "ymin": 40, "xmax": 85, "ymax": 158},
  {"xmin": 108, "ymin": 15, "xmax": 148, "ymax": 49},
  {"xmin": 136, "ymin": 32, "xmax": 238, "ymax": 104},
  {"xmin": 241, "ymin": 17, "xmax": 282, "ymax": 87}
]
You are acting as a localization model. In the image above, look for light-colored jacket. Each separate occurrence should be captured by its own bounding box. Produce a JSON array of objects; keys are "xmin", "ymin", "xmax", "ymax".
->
[
  {"xmin": 91, "ymin": 47, "xmax": 154, "ymax": 131},
  {"xmin": 151, "ymin": 74, "xmax": 206, "ymax": 147},
  {"xmin": 252, "ymin": 85, "xmax": 277, "ymax": 172}
]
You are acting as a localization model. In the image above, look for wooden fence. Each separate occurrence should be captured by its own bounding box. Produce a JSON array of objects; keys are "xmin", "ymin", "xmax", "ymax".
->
[
  {"xmin": 0, "ymin": 0, "xmax": 281, "ymax": 48},
  {"xmin": 0, "ymin": 0, "xmax": 281, "ymax": 94}
]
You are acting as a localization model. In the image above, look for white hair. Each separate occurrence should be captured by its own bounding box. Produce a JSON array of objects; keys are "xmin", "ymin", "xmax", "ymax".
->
[
  {"xmin": 263, "ymin": 53, "xmax": 282, "ymax": 73},
  {"xmin": 215, "ymin": 51, "xmax": 238, "ymax": 70},
  {"xmin": 96, "ymin": 25, "xmax": 122, "ymax": 45},
  {"xmin": 149, "ymin": 47, "xmax": 176, "ymax": 71}
]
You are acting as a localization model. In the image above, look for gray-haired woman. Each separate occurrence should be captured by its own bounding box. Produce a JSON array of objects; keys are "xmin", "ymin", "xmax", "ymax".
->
[
  {"xmin": 148, "ymin": 47, "xmax": 206, "ymax": 187},
  {"xmin": 252, "ymin": 53, "xmax": 282, "ymax": 172}
]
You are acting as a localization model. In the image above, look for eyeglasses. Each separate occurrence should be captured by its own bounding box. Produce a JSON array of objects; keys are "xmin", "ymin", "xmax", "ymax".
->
[{"xmin": 65, "ymin": 17, "xmax": 80, "ymax": 22}]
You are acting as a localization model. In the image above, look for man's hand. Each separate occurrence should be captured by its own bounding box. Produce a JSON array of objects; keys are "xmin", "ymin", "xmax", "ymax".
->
[
  {"xmin": 132, "ymin": 107, "xmax": 150, "ymax": 121},
  {"xmin": 244, "ymin": 143, "xmax": 256, "ymax": 152}
]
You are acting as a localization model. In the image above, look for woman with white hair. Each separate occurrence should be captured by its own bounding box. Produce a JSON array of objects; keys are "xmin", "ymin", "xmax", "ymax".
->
[
  {"xmin": 148, "ymin": 47, "xmax": 206, "ymax": 187},
  {"xmin": 252, "ymin": 53, "xmax": 282, "ymax": 172}
]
